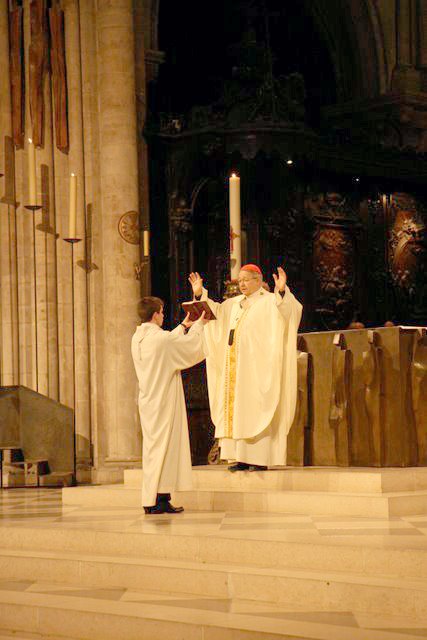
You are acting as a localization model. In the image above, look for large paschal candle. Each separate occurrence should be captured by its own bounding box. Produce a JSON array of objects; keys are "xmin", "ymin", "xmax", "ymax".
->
[{"xmin": 229, "ymin": 173, "xmax": 241, "ymax": 280}]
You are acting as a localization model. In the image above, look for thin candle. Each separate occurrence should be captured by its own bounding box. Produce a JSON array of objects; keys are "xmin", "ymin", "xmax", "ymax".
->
[
  {"xmin": 143, "ymin": 230, "xmax": 150, "ymax": 257},
  {"xmin": 28, "ymin": 138, "xmax": 36, "ymax": 205},
  {"xmin": 69, "ymin": 173, "xmax": 77, "ymax": 238}
]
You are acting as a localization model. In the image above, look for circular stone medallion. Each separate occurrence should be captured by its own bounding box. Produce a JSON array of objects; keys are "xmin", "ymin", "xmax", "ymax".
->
[{"xmin": 118, "ymin": 211, "xmax": 140, "ymax": 245}]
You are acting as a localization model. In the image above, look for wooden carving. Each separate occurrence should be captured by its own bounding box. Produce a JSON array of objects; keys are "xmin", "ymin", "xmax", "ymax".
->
[
  {"xmin": 388, "ymin": 194, "xmax": 427, "ymax": 324},
  {"xmin": 362, "ymin": 331, "xmax": 385, "ymax": 466},
  {"xmin": 411, "ymin": 329, "xmax": 427, "ymax": 465},
  {"xmin": 9, "ymin": 2, "xmax": 24, "ymax": 148},
  {"xmin": 29, "ymin": 0, "xmax": 48, "ymax": 147},
  {"xmin": 49, "ymin": 5, "xmax": 69, "ymax": 152},
  {"xmin": 306, "ymin": 193, "xmax": 358, "ymax": 330},
  {"xmin": 329, "ymin": 333, "xmax": 353, "ymax": 466}
]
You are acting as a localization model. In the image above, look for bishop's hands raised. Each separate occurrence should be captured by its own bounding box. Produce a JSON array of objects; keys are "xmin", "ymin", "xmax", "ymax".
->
[
  {"xmin": 188, "ymin": 272, "xmax": 203, "ymax": 298},
  {"xmin": 273, "ymin": 266, "xmax": 287, "ymax": 293}
]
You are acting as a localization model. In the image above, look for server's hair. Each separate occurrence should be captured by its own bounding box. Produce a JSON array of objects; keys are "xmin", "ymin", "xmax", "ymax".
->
[{"xmin": 137, "ymin": 296, "xmax": 164, "ymax": 322}]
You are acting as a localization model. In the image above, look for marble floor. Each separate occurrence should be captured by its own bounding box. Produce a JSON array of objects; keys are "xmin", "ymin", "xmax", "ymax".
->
[
  {"xmin": 1, "ymin": 488, "xmax": 427, "ymax": 639},
  {"xmin": 2, "ymin": 488, "xmax": 427, "ymax": 541}
]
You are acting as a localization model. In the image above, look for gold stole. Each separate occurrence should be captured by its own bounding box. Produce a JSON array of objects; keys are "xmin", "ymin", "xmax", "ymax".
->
[{"xmin": 224, "ymin": 309, "xmax": 249, "ymax": 438}]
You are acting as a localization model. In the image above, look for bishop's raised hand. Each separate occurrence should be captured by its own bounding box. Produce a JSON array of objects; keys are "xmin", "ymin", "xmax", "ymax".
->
[
  {"xmin": 273, "ymin": 266, "xmax": 287, "ymax": 292},
  {"xmin": 188, "ymin": 271, "xmax": 203, "ymax": 298}
]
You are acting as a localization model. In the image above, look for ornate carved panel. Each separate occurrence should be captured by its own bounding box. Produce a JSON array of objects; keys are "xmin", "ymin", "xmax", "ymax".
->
[
  {"xmin": 306, "ymin": 192, "xmax": 360, "ymax": 330},
  {"xmin": 388, "ymin": 193, "xmax": 427, "ymax": 324}
]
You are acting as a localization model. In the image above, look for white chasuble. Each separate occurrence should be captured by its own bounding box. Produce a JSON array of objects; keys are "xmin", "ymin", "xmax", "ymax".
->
[
  {"xmin": 131, "ymin": 322, "xmax": 205, "ymax": 506},
  {"xmin": 201, "ymin": 286, "xmax": 303, "ymax": 466}
]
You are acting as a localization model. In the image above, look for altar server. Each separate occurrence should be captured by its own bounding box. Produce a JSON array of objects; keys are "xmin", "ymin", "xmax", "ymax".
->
[
  {"xmin": 189, "ymin": 265, "xmax": 302, "ymax": 471},
  {"xmin": 132, "ymin": 296, "xmax": 208, "ymax": 513}
]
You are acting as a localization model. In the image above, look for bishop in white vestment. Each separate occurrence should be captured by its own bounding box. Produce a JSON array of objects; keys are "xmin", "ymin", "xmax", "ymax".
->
[
  {"xmin": 131, "ymin": 297, "xmax": 207, "ymax": 511},
  {"xmin": 189, "ymin": 265, "xmax": 302, "ymax": 469}
]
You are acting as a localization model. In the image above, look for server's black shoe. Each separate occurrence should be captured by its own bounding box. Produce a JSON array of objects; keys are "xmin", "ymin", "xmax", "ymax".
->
[
  {"xmin": 248, "ymin": 465, "xmax": 268, "ymax": 472},
  {"xmin": 143, "ymin": 504, "xmax": 165, "ymax": 514},
  {"xmin": 228, "ymin": 461, "xmax": 250, "ymax": 472},
  {"xmin": 164, "ymin": 502, "xmax": 184, "ymax": 513}
]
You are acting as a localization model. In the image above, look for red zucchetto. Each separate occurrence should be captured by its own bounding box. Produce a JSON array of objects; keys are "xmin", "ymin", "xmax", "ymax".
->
[{"xmin": 240, "ymin": 264, "xmax": 262, "ymax": 274}]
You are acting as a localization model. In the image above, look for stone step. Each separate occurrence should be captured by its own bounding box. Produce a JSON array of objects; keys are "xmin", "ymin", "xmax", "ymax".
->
[
  {"xmin": 125, "ymin": 466, "xmax": 427, "ymax": 494},
  {"xmin": 1, "ymin": 522, "xmax": 427, "ymax": 579},
  {"xmin": 0, "ymin": 548, "xmax": 426, "ymax": 620},
  {"xmin": 63, "ymin": 483, "xmax": 427, "ymax": 517},
  {"xmin": 0, "ymin": 584, "xmax": 425, "ymax": 640}
]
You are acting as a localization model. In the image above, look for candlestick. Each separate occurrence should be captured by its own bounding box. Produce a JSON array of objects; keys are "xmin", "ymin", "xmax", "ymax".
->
[
  {"xmin": 69, "ymin": 173, "xmax": 77, "ymax": 239},
  {"xmin": 229, "ymin": 173, "xmax": 241, "ymax": 280},
  {"xmin": 28, "ymin": 138, "xmax": 37, "ymax": 206},
  {"xmin": 63, "ymin": 236, "xmax": 82, "ymax": 484}
]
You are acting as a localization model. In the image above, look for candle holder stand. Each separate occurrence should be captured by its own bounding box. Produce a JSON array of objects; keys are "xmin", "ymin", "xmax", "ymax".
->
[
  {"xmin": 64, "ymin": 237, "xmax": 82, "ymax": 484},
  {"xmin": 24, "ymin": 205, "xmax": 42, "ymax": 391}
]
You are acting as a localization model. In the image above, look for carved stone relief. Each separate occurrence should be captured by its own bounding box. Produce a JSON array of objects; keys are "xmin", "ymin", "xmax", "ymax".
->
[
  {"xmin": 329, "ymin": 333, "xmax": 353, "ymax": 466},
  {"xmin": 118, "ymin": 211, "xmax": 140, "ymax": 245},
  {"xmin": 287, "ymin": 336, "xmax": 312, "ymax": 466},
  {"xmin": 412, "ymin": 329, "xmax": 427, "ymax": 465},
  {"xmin": 362, "ymin": 331, "xmax": 385, "ymax": 466}
]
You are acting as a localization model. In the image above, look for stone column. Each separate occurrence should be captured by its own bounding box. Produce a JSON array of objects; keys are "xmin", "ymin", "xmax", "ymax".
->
[
  {"xmin": 0, "ymin": 3, "xmax": 19, "ymax": 386},
  {"xmin": 96, "ymin": 0, "xmax": 141, "ymax": 467},
  {"xmin": 392, "ymin": 0, "xmax": 421, "ymax": 91},
  {"xmin": 18, "ymin": 0, "xmax": 38, "ymax": 390}
]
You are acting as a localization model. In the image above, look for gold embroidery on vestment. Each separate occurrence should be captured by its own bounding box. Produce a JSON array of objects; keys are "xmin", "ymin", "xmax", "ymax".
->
[{"xmin": 224, "ymin": 310, "xmax": 249, "ymax": 438}]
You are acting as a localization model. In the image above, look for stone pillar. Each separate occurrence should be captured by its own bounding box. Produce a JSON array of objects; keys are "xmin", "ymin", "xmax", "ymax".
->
[
  {"xmin": 0, "ymin": 3, "xmax": 19, "ymax": 386},
  {"xmin": 392, "ymin": 0, "xmax": 422, "ymax": 91},
  {"xmin": 96, "ymin": 0, "xmax": 141, "ymax": 468},
  {"xmin": 18, "ymin": 0, "xmax": 38, "ymax": 390}
]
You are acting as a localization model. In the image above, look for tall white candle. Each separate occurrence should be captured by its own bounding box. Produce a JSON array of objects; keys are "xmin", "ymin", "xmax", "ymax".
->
[
  {"xmin": 143, "ymin": 230, "xmax": 150, "ymax": 257},
  {"xmin": 229, "ymin": 173, "xmax": 241, "ymax": 280},
  {"xmin": 69, "ymin": 173, "xmax": 77, "ymax": 238},
  {"xmin": 28, "ymin": 138, "xmax": 36, "ymax": 205}
]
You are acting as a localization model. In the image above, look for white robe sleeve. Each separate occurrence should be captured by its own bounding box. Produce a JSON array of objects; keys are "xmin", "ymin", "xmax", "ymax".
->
[
  {"xmin": 197, "ymin": 287, "xmax": 223, "ymax": 320},
  {"xmin": 166, "ymin": 323, "xmax": 206, "ymax": 371},
  {"xmin": 274, "ymin": 285, "xmax": 303, "ymax": 326}
]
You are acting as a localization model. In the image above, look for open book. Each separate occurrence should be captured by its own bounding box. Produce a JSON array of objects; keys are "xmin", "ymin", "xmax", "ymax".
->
[{"xmin": 181, "ymin": 300, "xmax": 216, "ymax": 321}]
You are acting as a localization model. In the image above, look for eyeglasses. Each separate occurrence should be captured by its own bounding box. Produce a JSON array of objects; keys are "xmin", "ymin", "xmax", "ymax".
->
[{"xmin": 238, "ymin": 277, "xmax": 257, "ymax": 284}]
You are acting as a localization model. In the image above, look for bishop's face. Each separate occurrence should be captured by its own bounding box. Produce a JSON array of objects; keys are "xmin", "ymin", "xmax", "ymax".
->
[{"xmin": 238, "ymin": 270, "xmax": 262, "ymax": 296}]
